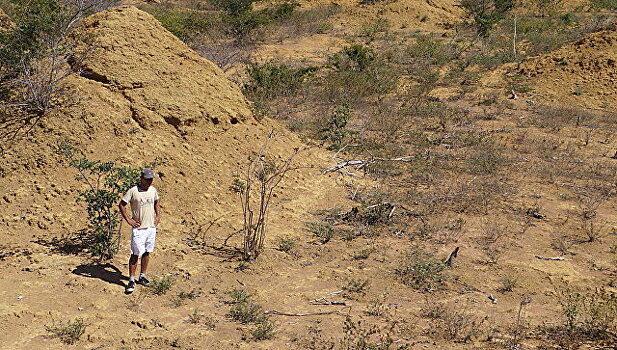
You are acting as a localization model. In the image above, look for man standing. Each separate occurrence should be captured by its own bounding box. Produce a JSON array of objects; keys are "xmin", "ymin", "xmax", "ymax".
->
[{"xmin": 119, "ymin": 168, "xmax": 161, "ymax": 294}]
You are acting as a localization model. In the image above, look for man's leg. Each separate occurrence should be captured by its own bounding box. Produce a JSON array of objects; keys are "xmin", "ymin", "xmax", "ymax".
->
[
  {"xmin": 126, "ymin": 254, "xmax": 139, "ymax": 293},
  {"xmin": 128, "ymin": 254, "xmax": 139, "ymax": 279},
  {"xmin": 140, "ymin": 252, "xmax": 149, "ymax": 274}
]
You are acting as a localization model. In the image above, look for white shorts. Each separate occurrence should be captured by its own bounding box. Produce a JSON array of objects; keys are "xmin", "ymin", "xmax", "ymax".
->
[{"xmin": 130, "ymin": 227, "xmax": 157, "ymax": 256}]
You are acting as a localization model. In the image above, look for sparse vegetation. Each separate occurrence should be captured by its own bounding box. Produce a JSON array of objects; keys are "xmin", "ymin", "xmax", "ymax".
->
[
  {"xmin": 306, "ymin": 222, "xmax": 335, "ymax": 244},
  {"xmin": 555, "ymin": 286, "xmax": 617, "ymax": 341},
  {"xmin": 45, "ymin": 318, "xmax": 86, "ymax": 345},
  {"xmin": 55, "ymin": 142, "xmax": 157, "ymax": 261},
  {"xmin": 276, "ymin": 236, "xmax": 296, "ymax": 253},
  {"xmin": 226, "ymin": 289, "xmax": 275, "ymax": 341},
  {"xmin": 230, "ymin": 141, "xmax": 300, "ymax": 260},
  {"xmin": 342, "ymin": 278, "xmax": 370, "ymax": 298},
  {"xmin": 395, "ymin": 249, "xmax": 447, "ymax": 291},
  {"xmin": 148, "ymin": 275, "xmax": 174, "ymax": 295}
]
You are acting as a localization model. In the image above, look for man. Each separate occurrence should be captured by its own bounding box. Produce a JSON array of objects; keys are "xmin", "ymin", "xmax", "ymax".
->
[{"xmin": 119, "ymin": 168, "xmax": 161, "ymax": 294}]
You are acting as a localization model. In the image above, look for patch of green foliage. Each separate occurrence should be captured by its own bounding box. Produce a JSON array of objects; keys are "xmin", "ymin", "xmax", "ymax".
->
[
  {"xmin": 45, "ymin": 318, "xmax": 86, "ymax": 345},
  {"xmin": 209, "ymin": 0, "xmax": 300, "ymax": 42},
  {"xmin": 589, "ymin": 0, "xmax": 617, "ymax": 10},
  {"xmin": 395, "ymin": 248, "xmax": 448, "ymax": 291},
  {"xmin": 244, "ymin": 62, "xmax": 318, "ymax": 99},
  {"xmin": 149, "ymin": 275, "xmax": 174, "ymax": 295},
  {"xmin": 323, "ymin": 44, "xmax": 397, "ymax": 104},
  {"xmin": 141, "ymin": 6, "xmax": 217, "ymax": 42},
  {"xmin": 55, "ymin": 141, "xmax": 160, "ymax": 261},
  {"xmin": 318, "ymin": 103, "xmax": 355, "ymax": 151}
]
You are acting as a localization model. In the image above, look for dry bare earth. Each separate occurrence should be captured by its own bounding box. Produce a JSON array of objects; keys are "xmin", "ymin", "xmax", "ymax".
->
[{"xmin": 0, "ymin": 3, "xmax": 616, "ymax": 350}]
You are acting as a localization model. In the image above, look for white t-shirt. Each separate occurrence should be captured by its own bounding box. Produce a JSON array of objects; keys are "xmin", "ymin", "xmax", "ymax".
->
[{"xmin": 121, "ymin": 185, "xmax": 159, "ymax": 228}]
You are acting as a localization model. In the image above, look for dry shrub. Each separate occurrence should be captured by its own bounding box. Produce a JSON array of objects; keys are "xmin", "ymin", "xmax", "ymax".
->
[
  {"xmin": 530, "ymin": 105, "xmax": 597, "ymax": 129},
  {"xmin": 551, "ymin": 233, "xmax": 575, "ymax": 255},
  {"xmin": 395, "ymin": 248, "xmax": 447, "ymax": 291},
  {"xmin": 266, "ymin": 3, "xmax": 341, "ymax": 39},
  {"xmin": 479, "ymin": 221, "xmax": 510, "ymax": 264},
  {"xmin": 551, "ymin": 286, "xmax": 617, "ymax": 343}
]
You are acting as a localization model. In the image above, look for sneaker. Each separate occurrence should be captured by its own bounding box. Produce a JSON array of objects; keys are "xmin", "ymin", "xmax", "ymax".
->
[
  {"xmin": 137, "ymin": 276, "xmax": 151, "ymax": 287},
  {"xmin": 125, "ymin": 281, "xmax": 136, "ymax": 294}
]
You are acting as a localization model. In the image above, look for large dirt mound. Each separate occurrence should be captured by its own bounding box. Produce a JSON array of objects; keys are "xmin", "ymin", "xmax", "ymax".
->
[
  {"xmin": 0, "ymin": 6, "xmax": 345, "ymax": 348},
  {"xmin": 517, "ymin": 28, "xmax": 617, "ymax": 109},
  {"xmin": 0, "ymin": 5, "xmax": 340, "ymax": 256},
  {"xmin": 77, "ymin": 5, "xmax": 252, "ymax": 130}
]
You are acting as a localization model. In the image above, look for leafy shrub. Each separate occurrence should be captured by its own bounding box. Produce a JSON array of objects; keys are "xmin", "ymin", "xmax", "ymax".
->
[
  {"xmin": 330, "ymin": 44, "xmax": 375, "ymax": 72},
  {"xmin": 142, "ymin": 6, "xmax": 217, "ymax": 42},
  {"xmin": 149, "ymin": 275, "xmax": 174, "ymax": 295},
  {"xmin": 318, "ymin": 103, "xmax": 354, "ymax": 151},
  {"xmin": 228, "ymin": 289, "xmax": 252, "ymax": 304},
  {"xmin": 229, "ymin": 301, "xmax": 265, "ymax": 323},
  {"xmin": 251, "ymin": 319, "xmax": 276, "ymax": 340},
  {"xmin": 306, "ymin": 222, "xmax": 335, "ymax": 243},
  {"xmin": 395, "ymin": 249, "xmax": 447, "ymax": 291},
  {"xmin": 55, "ymin": 142, "xmax": 154, "ymax": 261},
  {"xmin": 589, "ymin": 0, "xmax": 617, "ymax": 10},
  {"xmin": 322, "ymin": 45, "xmax": 397, "ymax": 104},
  {"xmin": 244, "ymin": 62, "xmax": 317, "ymax": 100},
  {"xmin": 459, "ymin": 0, "xmax": 513, "ymax": 38},
  {"xmin": 557, "ymin": 287, "xmax": 617, "ymax": 339},
  {"xmin": 209, "ymin": 0, "xmax": 300, "ymax": 42},
  {"xmin": 276, "ymin": 236, "xmax": 296, "ymax": 252},
  {"xmin": 45, "ymin": 318, "xmax": 86, "ymax": 345}
]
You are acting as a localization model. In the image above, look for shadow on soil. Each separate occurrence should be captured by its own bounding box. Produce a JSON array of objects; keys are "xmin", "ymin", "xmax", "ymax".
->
[{"xmin": 72, "ymin": 263, "xmax": 128, "ymax": 288}]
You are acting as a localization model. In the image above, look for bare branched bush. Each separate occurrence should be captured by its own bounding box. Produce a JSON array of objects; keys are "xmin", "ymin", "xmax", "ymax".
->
[
  {"xmin": 581, "ymin": 219, "xmax": 606, "ymax": 243},
  {"xmin": 1, "ymin": 0, "xmax": 114, "ymax": 143},
  {"xmin": 551, "ymin": 233, "xmax": 575, "ymax": 255},
  {"xmin": 555, "ymin": 286, "xmax": 617, "ymax": 340},
  {"xmin": 231, "ymin": 139, "xmax": 301, "ymax": 260}
]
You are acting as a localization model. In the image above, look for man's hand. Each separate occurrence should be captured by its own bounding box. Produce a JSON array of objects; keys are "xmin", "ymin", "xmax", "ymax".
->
[
  {"xmin": 128, "ymin": 218, "xmax": 141, "ymax": 228},
  {"xmin": 154, "ymin": 215, "xmax": 160, "ymax": 227}
]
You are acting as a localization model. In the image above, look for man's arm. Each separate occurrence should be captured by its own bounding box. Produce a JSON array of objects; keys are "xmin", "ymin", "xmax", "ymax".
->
[
  {"xmin": 119, "ymin": 200, "xmax": 141, "ymax": 228},
  {"xmin": 154, "ymin": 199, "xmax": 161, "ymax": 226}
]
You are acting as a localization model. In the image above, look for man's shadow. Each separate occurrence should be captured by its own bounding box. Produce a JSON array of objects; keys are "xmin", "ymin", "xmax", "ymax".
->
[{"xmin": 72, "ymin": 263, "xmax": 128, "ymax": 288}]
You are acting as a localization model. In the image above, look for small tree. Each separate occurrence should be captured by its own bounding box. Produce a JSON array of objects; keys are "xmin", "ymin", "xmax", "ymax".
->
[
  {"xmin": 459, "ymin": 0, "xmax": 514, "ymax": 40},
  {"xmin": 0, "ymin": 0, "xmax": 112, "ymax": 142},
  {"xmin": 56, "ymin": 142, "xmax": 155, "ymax": 261},
  {"xmin": 230, "ymin": 141, "xmax": 301, "ymax": 260}
]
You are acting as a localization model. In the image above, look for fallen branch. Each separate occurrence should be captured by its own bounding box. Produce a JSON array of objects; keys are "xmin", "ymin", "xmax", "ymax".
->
[
  {"xmin": 264, "ymin": 309, "xmax": 345, "ymax": 317},
  {"xmin": 309, "ymin": 290, "xmax": 345, "ymax": 305},
  {"xmin": 322, "ymin": 155, "xmax": 414, "ymax": 174},
  {"xmin": 309, "ymin": 299, "xmax": 346, "ymax": 306},
  {"xmin": 535, "ymin": 256, "xmax": 565, "ymax": 261}
]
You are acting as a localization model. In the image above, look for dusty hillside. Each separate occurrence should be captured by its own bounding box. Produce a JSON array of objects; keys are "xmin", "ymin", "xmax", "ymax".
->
[
  {"xmin": 1, "ymin": 2, "xmax": 617, "ymax": 349},
  {"xmin": 517, "ymin": 27, "xmax": 617, "ymax": 109},
  {"xmin": 0, "ymin": 6, "xmax": 351, "ymax": 349}
]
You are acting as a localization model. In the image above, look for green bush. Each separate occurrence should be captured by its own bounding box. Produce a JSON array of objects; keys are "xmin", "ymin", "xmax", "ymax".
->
[
  {"xmin": 142, "ymin": 6, "xmax": 217, "ymax": 42},
  {"xmin": 589, "ymin": 0, "xmax": 617, "ymax": 10},
  {"xmin": 330, "ymin": 44, "xmax": 375, "ymax": 72},
  {"xmin": 149, "ymin": 275, "xmax": 174, "ymax": 295},
  {"xmin": 251, "ymin": 319, "xmax": 276, "ymax": 340},
  {"xmin": 318, "ymin": 103, "xmax": 354, "ymax": 151},
  {"xmin": 306, "ymin": 222, "xmax": 335, "ymax": 244},
  {"xmin": 55, "ymin": 142, "xmax": 155, "ymax": 261},
  {"xmin": 395, "ymin": 249, "xmax": 447, "ymax": 291},
  {"xmin": 228, "ymin": 300, "xmax": 265, "ymax": 324},
  {"xmin": 244, "ymin": 62, "xmax": 318, "ymax": 99},
  {"xmin": 276, "ymin": 236, "xmax": 296, "ymax": 252},
  {"xmin": 45, "ymin": 318, "xmax": 86, "ymax": 345},
  {"xmin": 323, "ymin": 45, "xmax": 397, "ymax": 104},
  {"xmin": 558, "ymin": 287, "xmax": 617, "ymax": 339}
]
